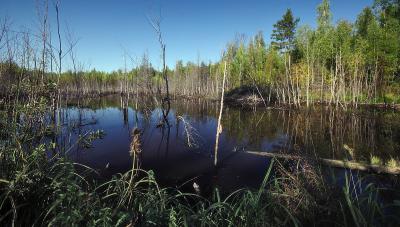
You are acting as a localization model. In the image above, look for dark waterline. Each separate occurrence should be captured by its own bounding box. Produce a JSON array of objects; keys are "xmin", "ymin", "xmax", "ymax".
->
[{"xmin": 59, "ymin": 95, "xmax": 400, "ymax": 194}]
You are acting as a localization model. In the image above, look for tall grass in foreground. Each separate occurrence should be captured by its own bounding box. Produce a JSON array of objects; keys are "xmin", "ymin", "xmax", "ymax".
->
[
  {"xmin": 1, "ymin": 147, "xmax": 400, "ymax": 226},
  {"xmin": 1, "ymin": 97, "xmax": 400, "ymax": 226}
]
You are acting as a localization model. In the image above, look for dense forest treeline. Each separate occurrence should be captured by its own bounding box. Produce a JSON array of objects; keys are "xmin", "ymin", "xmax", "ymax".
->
[{"xmin": 1, "ymin": 0, "xmax": 399, "ymax": 107}]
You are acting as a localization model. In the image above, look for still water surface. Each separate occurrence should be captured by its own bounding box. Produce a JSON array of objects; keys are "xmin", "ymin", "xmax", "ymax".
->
[{"xmin": 60, "ymin": 95, "xmax": 400, "ymax": 193}]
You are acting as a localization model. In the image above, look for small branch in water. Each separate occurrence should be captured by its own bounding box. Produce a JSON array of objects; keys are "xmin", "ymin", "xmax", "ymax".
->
[{"xmin": 176, "ymin": 115, "xmax": 199, "ymax": 148}]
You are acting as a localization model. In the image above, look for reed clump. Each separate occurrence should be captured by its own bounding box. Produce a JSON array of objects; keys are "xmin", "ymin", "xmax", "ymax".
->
[
  {"xmin": 129, "ymin": 127, "xmax": 142, "ymax": 183},
  {"xmin": 123, "ymin": 127, "xmax": 143, "ymax": 208},
  {"xmin": 129, "ymin": 128, "xmax": 142, "ymax": 157},
  {"xmin": 370, "ymin": 155, "xmax": 382, "ymax": 165},
  {"xmin": 387, "ymin": 158, "xmax": 399, "ymax": 168}
]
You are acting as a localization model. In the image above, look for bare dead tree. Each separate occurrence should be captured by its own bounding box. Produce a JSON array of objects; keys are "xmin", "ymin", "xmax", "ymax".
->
[
  {"xmin": 48, "ymin": 0, "xmax": 62, "ymax": 145},
  {"xmin": 36, "ymin": 0, "xmax": 49, "ymax": 85},
  {"xmin": 66, "ymin": 26, "xmax": 77, "ymax": 73},
  {"xmin": 214, "ymin": 61, "xmax": 227, "ymax": 166},
  {"xmin": 0, "ymin": 17, "xmax": 10, "ymax": 94},
  {"xmin": 125, "ymin": 52, "xmax": 140, "ymax": 110},
  {"xmin": 0, "ymin": 17, "xmax": 9, "ymax": 48},
  {"xmin": 55, "ymin": 0, "xmax": 62, "ymax": 85},
  {"xmin": 65, "ymin": 25, "xmax": 82, "ymax": 97},
  {"xmin": 147, "ymin": 13, "xmax": 170, "ymax": 123}
]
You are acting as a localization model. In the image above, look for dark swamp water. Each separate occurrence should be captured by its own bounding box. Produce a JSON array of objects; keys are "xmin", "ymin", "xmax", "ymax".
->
[{"xmin": 57, "ymin": 95, "xmax": 400, "ymax": 195}]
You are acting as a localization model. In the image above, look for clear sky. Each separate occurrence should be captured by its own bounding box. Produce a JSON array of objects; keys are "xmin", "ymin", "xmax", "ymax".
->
[{"xmin": 1, "ymin": 0, "xmax": 373, "ymax": 72}]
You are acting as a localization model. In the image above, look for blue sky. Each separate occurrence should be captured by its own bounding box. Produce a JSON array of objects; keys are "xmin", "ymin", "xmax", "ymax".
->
[{"xmin": 1, "ymin": 0, "xmax": 373, "ymax": 72}]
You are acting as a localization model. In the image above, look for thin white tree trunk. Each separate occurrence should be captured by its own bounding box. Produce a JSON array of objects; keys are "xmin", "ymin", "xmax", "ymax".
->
[{"xmin": 214, "ymin": 61, "xmax": 227, "ymax": 166}]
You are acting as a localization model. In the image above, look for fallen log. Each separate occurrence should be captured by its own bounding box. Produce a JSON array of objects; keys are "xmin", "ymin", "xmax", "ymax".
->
[{"xmin": 245, "ymin": 151, "xmax": 400, "ymax": 175}]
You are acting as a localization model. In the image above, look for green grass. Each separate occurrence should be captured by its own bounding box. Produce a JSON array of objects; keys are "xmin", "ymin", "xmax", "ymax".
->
[
  {"xmin": 3, "ymin": 144, "xmax": 399, "ymax": 226},
  {"xmin": 370, "ymin": 155, "xmax": 382, "ymax": 165},
  {"xmin": 386, "ymin": 158, "xmax": 399, "ymax": 168}
]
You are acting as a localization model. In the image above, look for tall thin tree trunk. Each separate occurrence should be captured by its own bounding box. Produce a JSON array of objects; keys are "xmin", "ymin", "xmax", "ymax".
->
[{"xmin": 214, "ymin": 61, "xmax": 227, "ymax": 166}]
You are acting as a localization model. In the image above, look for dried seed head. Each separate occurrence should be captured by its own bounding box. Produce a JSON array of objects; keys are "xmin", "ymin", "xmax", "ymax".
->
[{"xmin": 129, "ymin": 128, "xmax": 142, "ymax": 157}]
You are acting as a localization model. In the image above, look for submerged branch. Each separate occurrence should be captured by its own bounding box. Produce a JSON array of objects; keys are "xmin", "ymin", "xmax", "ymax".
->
[{"xmin": 245, "ymin": 151, "xmax": 400, "ymax": 175}]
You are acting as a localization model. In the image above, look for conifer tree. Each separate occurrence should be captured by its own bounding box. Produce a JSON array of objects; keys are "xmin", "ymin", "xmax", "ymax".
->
[{"xmin": 271, "ymin": 9, "xmax": 300, "ymax": 53}]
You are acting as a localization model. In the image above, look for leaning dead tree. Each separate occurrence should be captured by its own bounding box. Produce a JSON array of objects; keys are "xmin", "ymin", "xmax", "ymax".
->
[
  {"xmin": 148, "ymin": 14, "xmax": 170, "ymax": 124},
  {"xmin": 214, "ymin": 61, "xmax": 227, "ymax": 166}
]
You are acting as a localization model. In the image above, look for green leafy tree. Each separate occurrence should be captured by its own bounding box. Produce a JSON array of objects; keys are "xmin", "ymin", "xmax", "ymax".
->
[
  {"xmin": 356, "ymin": 7, "xmax": 375, "ymax": 37},
  {"xmin": 373, "ymin": 0, "xmax": 400, "ymax": 91},
  {"xmin": 317, "ymin": 0, "xmax": 332, "ymax": 30}
]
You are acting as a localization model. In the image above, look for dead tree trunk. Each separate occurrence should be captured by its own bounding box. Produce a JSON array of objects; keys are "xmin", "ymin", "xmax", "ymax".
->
[
  {"xmin": 214, "ymin": 61, "xmax": 227, "ymax": 166},
  {"xmin": 148, "ymin": 15, "xmax": 170, "ymax": 123}
]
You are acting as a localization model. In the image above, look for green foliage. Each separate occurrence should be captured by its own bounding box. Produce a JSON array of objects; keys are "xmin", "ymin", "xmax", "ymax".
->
[
  {"xmin": 387, "ymin": 158, "xmax": 399, "ymax": 168},
  {"xmin": 370, "ymin": 155, "xmax": 382, "ymax": 165},
  {"xmin": 271, "ymin": 9, "xmax": 300, "ymax": 52},
  {"xmin": 317, "ymin": 0, "xmax": 332, "ymax": 30},
  {"xmin": 197, "ymin": 0, "xmax": 400, "ymax": 105},
  {"xmin": 356, "ymin": 7, "xmax": 375, "ymax": 37}
]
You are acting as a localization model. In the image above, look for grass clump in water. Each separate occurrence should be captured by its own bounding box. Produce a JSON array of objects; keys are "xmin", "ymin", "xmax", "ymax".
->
[
  {"xmin": 386, "ymin": 158, "xmax": 399, "ymax": 168},
  {"xmin": 370, "ymin": 155, "xmax": 382, "ymax": 165}
]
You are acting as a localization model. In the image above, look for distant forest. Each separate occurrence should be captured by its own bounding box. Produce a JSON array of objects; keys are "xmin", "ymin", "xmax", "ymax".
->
[{"xmin": 0, "ymin": 0, "xmax": 399, "ymax": 106}]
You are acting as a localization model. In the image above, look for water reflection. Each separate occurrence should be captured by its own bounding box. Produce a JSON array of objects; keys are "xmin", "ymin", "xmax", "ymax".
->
[{"xmin": 60, "ymin": 95, "xmax": 400, "ymax": 193}]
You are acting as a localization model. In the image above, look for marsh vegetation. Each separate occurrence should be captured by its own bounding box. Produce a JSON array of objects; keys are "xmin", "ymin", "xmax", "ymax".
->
[{"xmin": 1, "ymin": 0, "xmax": 400, "ymax": 226}]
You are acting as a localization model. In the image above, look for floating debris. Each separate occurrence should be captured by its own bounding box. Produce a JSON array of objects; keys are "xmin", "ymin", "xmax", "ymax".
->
[{"xmin": 193, "ymin": 182, "xmax": 200, "ymax": 194}]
